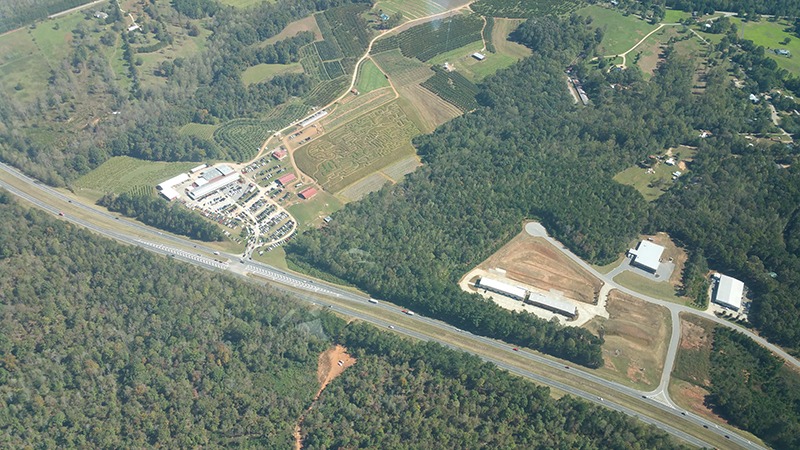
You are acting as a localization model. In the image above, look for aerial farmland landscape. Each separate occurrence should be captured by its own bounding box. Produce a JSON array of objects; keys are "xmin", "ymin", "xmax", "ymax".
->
[{"xmin": 1, "ymin": 0, "xmax": 800, "ymax": 448}]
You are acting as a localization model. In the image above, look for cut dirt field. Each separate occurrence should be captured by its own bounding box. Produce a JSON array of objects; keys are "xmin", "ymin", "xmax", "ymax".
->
[
  {"xmin": 294, "ymin": 345, "xmax": 356, "ymax": 450},
  {"xmin": 265, "ymin": 15, "xmax": 323, "ymax": 45},
  {"xmin": 478, "ymin": 231, "xmax": 602, "ymax": 304},
  {"xmin": 584, "ymin": 289, "xmax": 671, "ymax": 390}
]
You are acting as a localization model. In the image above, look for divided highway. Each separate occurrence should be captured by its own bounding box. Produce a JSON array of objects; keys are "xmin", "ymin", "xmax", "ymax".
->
[{"xmin": 0, "ymin": 161, "xmax": 763, "ymax": 449}]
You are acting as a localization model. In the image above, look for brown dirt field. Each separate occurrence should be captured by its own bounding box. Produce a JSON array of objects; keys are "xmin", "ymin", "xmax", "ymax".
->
[
  {"xmin": 266, "ymin": 16, "xmax": 323, "ymax": 45},
  {"xmin": 479, "ymin": 231, "xmax": 602, "ymax": 304},
  {"xmin": 587, "ymin": 290, "xmax": 671, "ymax": 389},
  {"xmin": 396, "ymin": 83, "xmax": 461, "ymax": 133},
  {"xmin": 680, "ymin": 317, "xmax": 710, "ymax": 350},
  {"xmin": 294, "ymin": 345, "xmax": 356, "ymax": 450},
  {"xmin": 671, "ymin": 380, "xmax": 729, "ymax": 423}
]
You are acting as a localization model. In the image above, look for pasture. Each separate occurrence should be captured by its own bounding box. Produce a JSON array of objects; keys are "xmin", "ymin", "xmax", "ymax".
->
[
  {"xmin": 0, "ymin": 30, "xmax": 50, "ymax": 102},
  {"xmin": 74, "ymin": 156, "xmax": 198, "ymax": 196},
  {"xmin": 578, "ymin": 5, "xmax": 658, "ymax": 56},
  {"xmin": 490, "ymin": 18, "xmax": 531, "ymax": 60},
  {"xmin": 584, "ymin": 290, "xmax": 671, "ymax": 391},
  {"xmin": 294, "ymin": 101, "xmax": 420, "ymax": 193},
  {"xmin": 264, "ymin": 16, "xmax": 322, "ymax": 45},
  {"xmin": 287, "ymin": 190, "xmax": 343, "ymax": 231},
  {"xmin": 242, "ymin": 62, "xmax": 303, "ymax": 85},
  {"xmin": 733, "ymin": 18, "xmax": 800, "ymax": 75},
  {"xmin": 337, "ymin": 173, "xmax": 390, "ymax": 201},
  {"xmin": 355, "ymin": 58, "xmax": 390, "ymax": 93}
]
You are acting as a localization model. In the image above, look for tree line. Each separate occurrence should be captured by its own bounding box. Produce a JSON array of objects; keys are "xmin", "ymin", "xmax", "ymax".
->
[{"xmin": 99, "ymin": 191, "xmax": 225, "ymax": 241}]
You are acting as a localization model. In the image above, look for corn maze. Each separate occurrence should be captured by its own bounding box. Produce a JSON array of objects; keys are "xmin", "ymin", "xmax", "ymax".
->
[
  {"xmin": 471, "ymin": 0, "xmax": 583, "ymax": 18},
  {"xmin": 295, "ymin": 101, "xmax": 420, "ymax": 193},
  {"xmin": 389, "ymin": 14, "xmax": 484, "ymax": 62},
  {"xmin": 214, "ymin": 119, "xmax": 274, "ymax": 162},
  {"xmin": 420, "ymin": 67, "xmax": 480, "ymax": 112}
]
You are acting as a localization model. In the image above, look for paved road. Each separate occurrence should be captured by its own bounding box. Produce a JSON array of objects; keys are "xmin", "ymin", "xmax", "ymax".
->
[{"xmin": 0, "ymin": 162, "xmax": 763, "ymax": 449}]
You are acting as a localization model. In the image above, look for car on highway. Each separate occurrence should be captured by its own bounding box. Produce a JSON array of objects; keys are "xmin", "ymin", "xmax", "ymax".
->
[
  {"xmin": 402, "ymin": 310, "xmax": 415, "ymax": 316},
  {"xmin": 388, "ymin": 325, "xmax": 395, "ymax": 329},
  {"xmin": 368, "ymin": 298, "xmax": 378, "ymax": 304},
  {"xmin": 512, "ymin": 348, "xmax": 519, "ymax": 351},
  {"xmin": 58, "ymin": 212, "xmax": 64, "ymax": 216}
]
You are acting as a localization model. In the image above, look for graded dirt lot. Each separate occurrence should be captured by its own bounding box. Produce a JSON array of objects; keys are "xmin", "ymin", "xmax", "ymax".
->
[
  {"xmin": 584, "ymin": 289, "xmax": 671, "ymax": 390},
  {"xmin": 479, "ymin": 231, "xmax": 602, "ymax": 304}
]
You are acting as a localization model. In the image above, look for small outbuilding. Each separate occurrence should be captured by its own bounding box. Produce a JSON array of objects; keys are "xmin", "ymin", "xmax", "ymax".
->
[{"xmin": 472, "ymin": 52, "xmax": 486, "ymax": 61}]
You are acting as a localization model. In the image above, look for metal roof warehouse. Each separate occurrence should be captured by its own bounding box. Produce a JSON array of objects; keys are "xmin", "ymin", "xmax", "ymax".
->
[
  {"xmin": 477, "ymin": 277, "xmax": 527, "ymax": 300},
  {"xmin": 714, "ymin": 274, "xmax": 744, "ymax": 311},
  {"xmin": 628, "ymin": 240, "xmax": 665, "ymax": 273}
]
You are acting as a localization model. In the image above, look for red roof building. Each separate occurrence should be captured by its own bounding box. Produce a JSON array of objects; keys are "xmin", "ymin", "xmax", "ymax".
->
[
  {"xmin": 272, "ymin": 149, "xmax": 288, "ymax": 160},
  {"xmin": 299, "ymin": 187, "xmax": 318, "ymax": 199},
  {"xmin": 276, "ymin": 173, "xmax": 297, "ymax": 186}
]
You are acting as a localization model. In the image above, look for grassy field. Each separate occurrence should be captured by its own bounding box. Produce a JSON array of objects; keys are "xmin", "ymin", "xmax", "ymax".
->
[
  {"xmin": 242, "ymin": 62, "xmax": 304, "ymax": 85},
  {"xmin": 577, "ymin": 5, "xmax": 658, "ymax": 56},
  {"xmin": 0, "ymin": 30, "xmax": 50, "ymax": 102},
  {"xmin": 732, "ymin": 18, "xmax": 800, "ymax": 75},
  {"xmin": 30, "ymin": 13, "xmax": 85, "ymax": 65},
  {"xmin": 379, "ymin": 154, "xmax": 420, "ymax": 181},
  {"xmin": 218, "ymin": 0, "xmax": 274, "ymax": 7},
  {"xmin": 295, "ymin": 100, "xmax": 420, "ymax": 193},
  {"xmin": 287, "ymin": 189, "xmax": 344, "ymax": 231},
  {"xmin": 584, "ymin": 290, "xmax": 671, "ymax": 391},
  {"xmin": 355, "ymin": 58, "xmax": 390, "ymax": 93},
  {"xmin": 74, "ymin": 156, "xmax": 199, "ymax": 196},
  {"xmin": 265, "ymin": 16, "xmax": 322, "ymax": 45},
  {"xmin": 491, "ymin": 18, "xmax": 531, "ymax": 59},
  {"xmin": 613, "ymin": 271, "xmax": 688, "ymax": 305},
  {"xmin": 664, "ymin": 9, "xmax": 692, "ymax": 23},
  {"xmin": 178, "ymin": 123, "xmax": 219, "ymax": 141},
  {"xmin": 337, "ymin": 172, "xmax": 391, "ymax": 201},
  {"xmin": 614, "ymin": 146, "xmax": 696, "ymax": 201}
]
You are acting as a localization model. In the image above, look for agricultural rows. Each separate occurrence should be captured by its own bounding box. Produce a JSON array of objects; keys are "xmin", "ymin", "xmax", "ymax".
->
[
  {"xmin": 421, "ymin": 68, "xmax": 480, "ymax": 112},
  {"xmin": 375, "ymin": 13, "xmax": 484, "ymax": 62},
  {"xmin": 214, "ymin": 119, "xmax": 274, "ymax": 162},
  {"xmin": 472, "ymin": 0, "xmax": 582, "ymax": 18}
]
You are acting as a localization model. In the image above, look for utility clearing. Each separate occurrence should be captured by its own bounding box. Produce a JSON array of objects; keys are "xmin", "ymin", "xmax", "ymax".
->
[{"xmin": 294, "ymin": 345, "xmax": 356, "ymax": 450}]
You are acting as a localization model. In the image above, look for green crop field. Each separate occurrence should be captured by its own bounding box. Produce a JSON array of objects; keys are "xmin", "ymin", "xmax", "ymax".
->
[
  {"xmin": 472, "ymin": 0, "xmax": 582, "ymax": 18},
  {"xmin": 178, "ymin": 123, "xmax": 220, "ymax": 141},
  {"xmin": 356, "ymin": 58, "xmax": 390, "ymax": 93},
  {"xmin": 323, "ymin": 88, "xmax": 395, "ymax": 131},
  {"xmin": 242, "ymin": 62, "xmax": 303, "ymax": 85},
  {"xmin": 578, "ymin": 5, "xmax": 658, "ymax": 56},
  {"xmin": 214, "ymin": 119, "xmax": 273, "ymax": 162},
  {"xmin": 218, "ymin": 0, "xmax": 275, "ymax": 7},
  {"xmin": 370, "ymin": 0, "xmax": 470, "ymax": 22},
  {"xmin": 421, "ymin": 68, "xmax": 479, "ymax": 112},
  {"xmin": 733, "ymin": 18, "xmax": 800, "ymax": 75},
  {"xmin": 392, "ymin": 13, "xmax": 485, "ymax": 62},
  {"xmin": 74, "ymin": 156, "xmax": 198, "ymax": 196},
  {"xmin": 295, "ymin": 101, "xmax": 420, "ymax": 193}
]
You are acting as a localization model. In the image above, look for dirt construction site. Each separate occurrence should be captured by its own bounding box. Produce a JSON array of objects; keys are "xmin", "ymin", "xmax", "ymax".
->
[{"xmin": 459, "ymin": 228, "xmax": 609, "ymax": 327}]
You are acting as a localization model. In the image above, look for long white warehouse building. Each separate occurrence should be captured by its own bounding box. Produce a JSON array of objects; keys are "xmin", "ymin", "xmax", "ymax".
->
[
  {"xmin": 476, "ymin": 277, "xmax": 527, "ymax": 300},
  {"xmin": 525, "ymin": 292, "xmax": 577, "ymax": 318},
  {"xmin": 187, "ymin": 173, "xmax": 239, "ymax": 200},
  {"xmin": 157, "ymin": 173, "xmax": 190, "ymax": 192}
]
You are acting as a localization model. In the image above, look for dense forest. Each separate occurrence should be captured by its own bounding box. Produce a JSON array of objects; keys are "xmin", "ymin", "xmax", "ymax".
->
[
  {"xmin": 287, "ymin": 14, "xmax": 774, "ymax": 364},
  {"xmin": 98, "ymin": 191, "xmax": 225, "ymax": 241},
  {"xmin": 302, "ymin": 322, "xmax": 687, "ymax": 450},
  {"xmin": 707, "ymin": 328, "xmax": 800, "ymax": 449},
  {"xmin": 0, "ymin": 190, "xmax": 686, "ymax": 447}
]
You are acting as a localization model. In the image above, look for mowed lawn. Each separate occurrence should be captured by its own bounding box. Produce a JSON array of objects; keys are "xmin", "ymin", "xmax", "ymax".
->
[
  {"xmin": 355, "ymin": 58, "xmax": 390, "ymax": 93},
  {"xmin": 242, "ymin": 62, "xmax": 304, "ymax": 85},
  {"xmin": 578, "ymin": 5, "xmax": 658, "ymax": 56},
  {"xmin": 74, "ymin": 156, "xmax": 200, "ymax": 196},
  {"xmin": 733, "ymin": 18, "xmax": 800, "ymax": 75}
]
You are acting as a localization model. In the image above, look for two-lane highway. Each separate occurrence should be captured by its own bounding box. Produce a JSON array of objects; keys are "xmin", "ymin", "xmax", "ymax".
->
[{"xmin": 0, "ymin": 161, "xmax": 763, "ymax": 449}]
